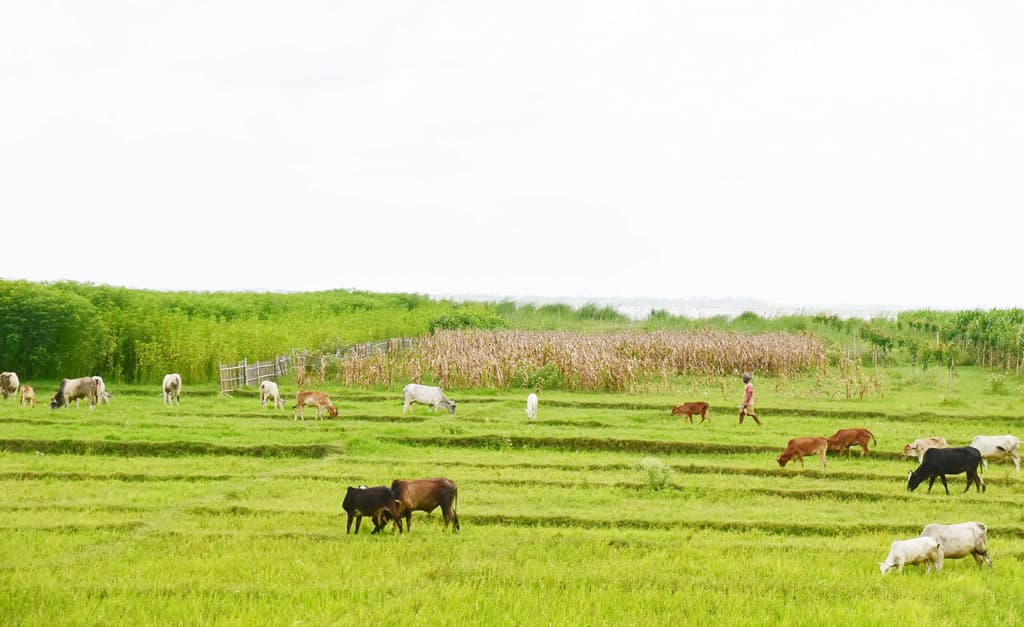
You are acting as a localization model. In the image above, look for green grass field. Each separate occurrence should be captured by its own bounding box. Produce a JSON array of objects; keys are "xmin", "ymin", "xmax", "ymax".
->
[{"xmin": 2, "ymin": 368, "xmax": 1024, "ymax": 625}]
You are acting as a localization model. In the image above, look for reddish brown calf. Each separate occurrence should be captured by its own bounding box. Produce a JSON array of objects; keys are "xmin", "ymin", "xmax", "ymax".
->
[
  {"xmin": 777, "ymin": 437, "xmax": 828, "ymax": 470},
  {"xmin": 826, "ymin": 428, "xmax": 876, "ymax": 457},
  {"xmin": 671, "ymin": 402, "xmax": 709, "ymax": 424}
]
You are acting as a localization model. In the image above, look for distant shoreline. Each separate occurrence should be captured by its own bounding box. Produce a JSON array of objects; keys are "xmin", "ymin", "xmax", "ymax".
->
[{"xmin": 438, "ymin": 294, "xmax": 906, "ymax": 321}]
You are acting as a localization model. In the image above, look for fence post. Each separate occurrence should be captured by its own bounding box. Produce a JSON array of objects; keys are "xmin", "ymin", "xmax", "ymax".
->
[{"xmin": 241, "ymin": 358, "xmax": 248, "ymax": 387}]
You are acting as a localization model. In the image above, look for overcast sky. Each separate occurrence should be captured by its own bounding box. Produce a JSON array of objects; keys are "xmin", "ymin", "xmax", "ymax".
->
[{"xmin": 2, "ymin": 2, "xmax": 1021, "ymax": 311}]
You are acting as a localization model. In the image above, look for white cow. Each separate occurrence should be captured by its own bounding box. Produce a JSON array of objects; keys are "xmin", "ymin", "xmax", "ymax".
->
[
  {"xmin": 879, "ymin": 536, "xmax": 943, "ymax": 575},
  {"xmin": 0, "ymin": 371, "xmax": 20, "ymax": 400},
  {"xmin": 92, "ymin": 376, "xmax": 111, "ymax": 405},
  {"xmin": 526, "ymin": 392, "xmax": 538, "ymax": 420},
  {"xmin": 920, "ymin": 522, "xmax": 992, "ymax": 568},
  {"xmin": 259, "ymin": 380, "xmax": 284, "ymax": 410},
  {"xmin": 163, "ymin": 373, "xmax": 182, "ymax": 405},
  {"xmin": 969, "ymin": 435, "xmax": 1021, "ymax": 471},
  {"xmin": 402, "ymin": 384, "xmax": 456, "ymax": 415},
  {"xmin": 902, "ymin": 437, "xmax": 949, "ymax": 463}
]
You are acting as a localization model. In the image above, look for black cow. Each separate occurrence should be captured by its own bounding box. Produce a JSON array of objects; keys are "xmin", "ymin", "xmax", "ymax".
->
[
  {"xmin": 342, "ymin": 486, "xmax": 403, "ymax": 534},
  {"xmin": 907, "ymin": 446, "xmax": 985, "ymax": 495}
]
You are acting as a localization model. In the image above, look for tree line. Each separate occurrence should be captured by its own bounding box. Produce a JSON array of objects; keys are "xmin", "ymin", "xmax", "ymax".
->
[{"xmin": 2, "ymin": 280, "xmax": 1022, "ymax": 384}]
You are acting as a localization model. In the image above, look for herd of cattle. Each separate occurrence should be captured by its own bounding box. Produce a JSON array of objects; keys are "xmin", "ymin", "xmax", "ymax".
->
[
  {"xmin": 3, "ymin": 370, "xmax": 1020, "ymax": 572},
  {"xmin": 667, "ymin": 398, "xmax": 1020, "ymax": 575}
]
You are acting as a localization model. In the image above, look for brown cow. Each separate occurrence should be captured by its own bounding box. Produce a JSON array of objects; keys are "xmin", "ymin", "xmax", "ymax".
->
[
  {"xmin": 777, "ymin": 437, "xmax": 828, "ymax": 469},
  {"xmin": 671, "ymin": 402, "xmax": 709, "ymax": 424},
  {"xmin": 826, "ymin": 428, "xmax": 876, "ymax": 457},
  {"xmin": 20, "ymin": 385, "xmax": 35, "ymax": 408},
  {"xmin": 381, "ymin": 478, "xmax": 460, "ymax": 533},
  {"xmin": 293, "ymin": 390, "xmax": 338, "ymax": 420}
]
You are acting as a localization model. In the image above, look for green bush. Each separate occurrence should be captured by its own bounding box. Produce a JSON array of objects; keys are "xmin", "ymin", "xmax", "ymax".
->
[{"xmin": 428, "ymin": 312, "xmax": 507, "ymax": 334}]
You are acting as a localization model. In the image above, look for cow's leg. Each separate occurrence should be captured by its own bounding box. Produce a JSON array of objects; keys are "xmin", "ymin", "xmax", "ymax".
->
[
  {"xmin": 354, "ymin": 516, "xmax": 362, "ymax": 534},
  {"xmin": 346, "ymin": 514, "xmax": 354, "ymax": 534},
  {"xmin": 819, "ymin": 449, "xmax": 827, "ymax": 470},
  {"xmin": 927, "ymin": 477, "xmax": 936, "ymax": 493},
  {"xmin": 798, "ymin": 456, "xmax": 805, "ymax": 469},
  {"xmin": 861, "ymin": 443, "xmax": 870, "ymax": 457},
  {"xmin": 1013, "ymin": 451, "xmax": 1021, "ymax": 472},
  {"xmin": 940, "ymin": 475, "xmax": 949, "ymax": 495}
]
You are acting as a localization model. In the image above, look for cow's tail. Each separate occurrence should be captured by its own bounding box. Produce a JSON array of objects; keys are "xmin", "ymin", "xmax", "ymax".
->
[
  {"xmin": 869, "ymin": 430, "xmax": 877, "ymax": 445},
  {"xmin": 452, "ymin": 485, "xmax": 460, "ymax": 531}
]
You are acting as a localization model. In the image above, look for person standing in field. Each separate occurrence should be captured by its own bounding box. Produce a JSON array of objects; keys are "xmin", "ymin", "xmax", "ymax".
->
[{"xmin": 739, "ymin": 372, "xmax": 761, "ymax": 425}]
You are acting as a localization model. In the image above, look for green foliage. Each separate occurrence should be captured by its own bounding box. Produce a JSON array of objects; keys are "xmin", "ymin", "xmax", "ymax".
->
[
  {"xmin": 511, "ymin": 364, "xmax": 565, "ymax": 391},
  {"xmin": 0, "ymin": 281, "xmax": 483, "ymax": 383},
  {"xmin": 427, "ymin": 311, "xmax": 507, "ymax": 334},
  {"xmin": 637, "ymin": 456, "xmax": 672, "ymax": 491},
  {"xmin": 987, "ymin": 372, "xmax": 1007, "ymax": 394}
]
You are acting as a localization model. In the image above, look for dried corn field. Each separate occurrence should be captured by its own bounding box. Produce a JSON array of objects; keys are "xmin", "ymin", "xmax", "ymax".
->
[{"xmin": 338, "ymin": 330, "xmax": 828, "ymax": 391}]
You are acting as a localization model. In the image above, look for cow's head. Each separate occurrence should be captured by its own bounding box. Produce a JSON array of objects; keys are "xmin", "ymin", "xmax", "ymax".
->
[
  {"xmin": 327, "ymin": 404, "xmax": 339, "ymax": 418},
  {"xmin": 907, "ymin": 469, "xmax": 923, "ymax": 492},
  {"xmin": 777, "ymin": 454, "xmax": 788, "ymax": 467},
  {"xmin": 443, "ymin": 400, "xmax": 456, "ymax": 415},
  {"xmin": 49, "ymin": 395, "xmax": 63, "ymax": 409},
  {"xmin": 901, "ymin": 444, "xmax": 913, "ymax": 459}
]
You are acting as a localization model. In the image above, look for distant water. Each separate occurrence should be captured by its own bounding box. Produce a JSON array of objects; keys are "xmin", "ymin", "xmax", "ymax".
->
[{"xmin": 440, "ymin": 294, "xmax": 906, "ymax": 321}]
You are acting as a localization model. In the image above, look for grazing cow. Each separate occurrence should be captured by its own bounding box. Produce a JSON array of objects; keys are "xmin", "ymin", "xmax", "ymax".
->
[
  {"xmin": 969, "ymin": 435, "xmax": 1021, "ymax": 472},
  {"xmin": 776, "ymin": 436, "xmax": 828, "ymax": 470},
  {"xmin": 342, "ymin": 486, "xmax": 403, "ymax": 534},
  {"xmin": 920, "ymin": 522, "xmax": 992, "ymax": 568},
  {"xmin": 826, "ymin": 428, "xmax": 876, "ymax": 457},
  {"xmin": 671, "ymin": 402, "xmax": 710, "ymax": 424},
  {"xmin": 402, "ymin": 383, "xmax": 456, "ymax": 415},
  {"xmin": 92, "ymin": 376, "xmax": 111, "ymax": 405},
  {"xmin": 907, "ymin": 446, "xmax": 985, "ymax": 495},
  {"xmin": 0, "ymin": 372, "xmax": 19, "ymax": 400},
  {"xmin": 879, "ymin": 537, "xmax": 943, "ymax": 575},
  {"xmin": 526, "ymin": 392, "xmax": 538, "ymax": 420},
  {"xmin": 163, "ymin": 373, "xmax": 182, "ymax": 405},
  {"xmin": 293, "ymin": 390, "xmax": 338, "ymax": 420},
  {"xmin": 20, "ymin": 385, "xmax": 35, "ymax": 408},
  {"xmin": 383, "ymin": 478, "xmax": 460, "ymax": 533},
  {"xmin": 902, "ymin": 437, "xmax": 949, "ymax": 464},
  {"xmin": 49, "ymin": 377, "xmax": 99, "ymax": 410},
  {"xmin": 259, "ymin": 380, "xmax": 284, "ymax": 410}
]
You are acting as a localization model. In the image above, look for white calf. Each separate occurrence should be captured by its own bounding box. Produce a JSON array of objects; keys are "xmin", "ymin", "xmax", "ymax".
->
[
  {"xmin": 920, "ymin": 522, "xmax": 992, "ymax": 568},
  {"xmin": 259, "ymin": 380, "xmax": 284, "ymax": 410},
  {"xmin": 880, "ymin": 537, "xmax": 943, "ymax": 575},
  {"xmin": 93, "ymin": 376, "xmax": 111, "ymax": 405},
  {"xmin": 902, "ymin": 437, "xmax": 948, "ymax": 463},
  {"xmin": 163, "ymin": 373, "xmax": 182, "ymax": 405},
  {"xmin": 526, "ymin": 392, "xmax": 538, "ymax": 420}
]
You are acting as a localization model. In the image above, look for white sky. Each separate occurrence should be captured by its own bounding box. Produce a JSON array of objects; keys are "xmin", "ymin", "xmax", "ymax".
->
[{"xmin": 2, "ymin": 2, "xmax": 1022, "ymax": 310}]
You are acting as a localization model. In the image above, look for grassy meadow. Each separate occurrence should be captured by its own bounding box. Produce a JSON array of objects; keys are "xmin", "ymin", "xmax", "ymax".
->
[{"xmin": 2, "ymin": 367, "xmax": 1024, "ymax": 625}]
